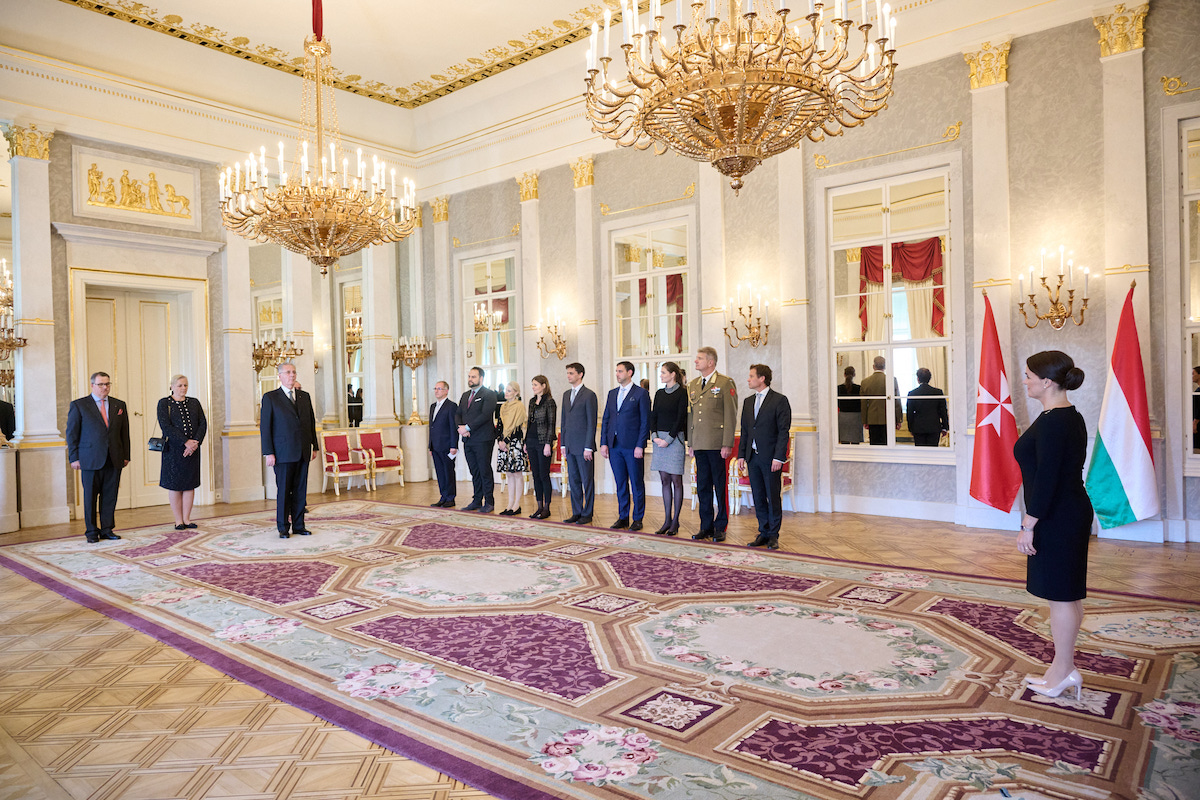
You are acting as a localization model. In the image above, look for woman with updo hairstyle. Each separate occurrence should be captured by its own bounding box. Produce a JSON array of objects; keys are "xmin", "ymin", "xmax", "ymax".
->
[
  {"xmin": 1014, "ymin": 350, "xmax": 1092, "ymax": 700},
  {"xmin": 158, "ymin": 374, "xmax": 207, "ymax": 530}
]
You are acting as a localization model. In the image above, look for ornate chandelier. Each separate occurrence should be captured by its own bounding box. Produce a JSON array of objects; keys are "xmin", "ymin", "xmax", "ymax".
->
[
  {"xmin": 584, "ymin": 0, "xmax": 898, "ymax": 194},
  {"xmin": 219, "ymin": 1, "xmax": 416, "ymax": 274}
]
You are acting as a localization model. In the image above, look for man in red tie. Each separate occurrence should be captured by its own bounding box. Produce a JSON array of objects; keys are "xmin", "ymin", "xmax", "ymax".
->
[{"xmin": 66, "ymin": 371, "xmax": 131, "ymax": 543}]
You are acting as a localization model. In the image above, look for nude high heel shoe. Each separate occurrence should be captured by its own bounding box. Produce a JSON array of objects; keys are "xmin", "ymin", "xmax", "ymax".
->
[
  {"xmin": 1028, "ymin": 669, "xmax": 1082, "ymax": 700},
  {"xmin": 1023, "ymin": 675, "xmax": 1047, "ymax": 685}
]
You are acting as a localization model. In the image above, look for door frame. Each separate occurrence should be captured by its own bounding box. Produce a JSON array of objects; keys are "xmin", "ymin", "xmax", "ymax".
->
[{"xmin": 70, "ymin": 268, "xmax": 215, "ymax": 510}]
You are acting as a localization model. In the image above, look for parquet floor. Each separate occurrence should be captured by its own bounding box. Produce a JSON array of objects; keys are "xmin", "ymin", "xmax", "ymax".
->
[{"xmin": 2, "ymin": 480, "xmax": 1196, "ymax": 800}]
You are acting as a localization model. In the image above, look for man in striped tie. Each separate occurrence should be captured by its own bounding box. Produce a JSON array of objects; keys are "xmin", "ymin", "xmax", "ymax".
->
[{"xmin": 66, "ymin": 371, "xmax": 131, "ymax": 543}]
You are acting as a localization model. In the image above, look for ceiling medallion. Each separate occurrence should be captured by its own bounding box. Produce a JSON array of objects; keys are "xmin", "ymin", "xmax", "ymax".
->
[
  {"xmin": 218, "ymin": 1, "xmax": 416, "ymax": 274},
  {"xmin": 584, "ymin": 0, "xmax": 898, "ymax": 194}
]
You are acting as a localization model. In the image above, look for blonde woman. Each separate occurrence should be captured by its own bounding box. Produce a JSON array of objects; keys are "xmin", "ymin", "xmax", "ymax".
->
[
  {"xmin": 496, "ymin": 381, "xmax": 528, "ymax": 515},
  {"xmin": 157, "ymin": 374, "xmax": 207, "ymax": 530}
]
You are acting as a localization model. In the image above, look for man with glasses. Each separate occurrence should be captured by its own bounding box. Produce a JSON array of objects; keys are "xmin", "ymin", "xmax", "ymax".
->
[{"xmin": 66, "ymin": 371, "xmax": 131, "ymax": 543}]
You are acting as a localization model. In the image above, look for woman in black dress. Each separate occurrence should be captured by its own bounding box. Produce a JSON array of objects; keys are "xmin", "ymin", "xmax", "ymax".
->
[
  {"xmin": 525, "ymin": 375, "xmax": 557, "ymax": 520},
  {"xmin": 1014, "ymin": 350, "xmax": 1091, "ymax": 700},
  {"xmin": 158, "ymin": 375, "xmax": 207, "ymax": 530},
  {"xmin": 837, "ymin": 365, "xmax": 863, "ymax": 444}
]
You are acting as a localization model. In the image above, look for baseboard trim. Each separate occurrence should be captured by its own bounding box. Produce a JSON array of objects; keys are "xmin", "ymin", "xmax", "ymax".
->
[{"xmin": 832, "ymin": 494, "xmax": 956, "ymax": 523}]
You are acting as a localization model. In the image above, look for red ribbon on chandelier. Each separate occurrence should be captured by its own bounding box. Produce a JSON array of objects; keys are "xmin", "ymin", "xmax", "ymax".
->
[
  {"xmin": 312, "ymin": 0, "xmax": 324, "ymax": 40},
  {"xmin": 858, "ymin": 237, "xmax": 945, "ymax": 340}
]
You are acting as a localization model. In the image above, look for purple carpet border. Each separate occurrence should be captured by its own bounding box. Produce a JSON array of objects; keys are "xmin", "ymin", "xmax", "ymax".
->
[{"xmin": 0, "ymin": 553, "xmax": 561, "ymax": 800}]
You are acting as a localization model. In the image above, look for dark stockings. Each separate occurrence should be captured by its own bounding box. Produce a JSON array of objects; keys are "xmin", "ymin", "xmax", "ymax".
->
[{"xmin": 660, "ymin": 474, "xmax": 684, "ymax": 530}]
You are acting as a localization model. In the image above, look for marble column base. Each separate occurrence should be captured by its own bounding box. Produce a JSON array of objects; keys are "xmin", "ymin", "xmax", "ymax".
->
[{"xmin": 16, "ymin": 445, "xmax": 71, "ymax": 527}]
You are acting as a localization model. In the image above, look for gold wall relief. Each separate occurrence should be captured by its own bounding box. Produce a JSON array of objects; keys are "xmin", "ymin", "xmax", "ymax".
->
[
  {"xmin": 571, "ymin": 156, "xmax": 594, "ymax": 188},
  {"xmin": 432, "ymin": 197, "xmax": 450, "ymax": 224},
  {"xmin": 413, "ymin": 205, "xmax": 424, "ymax": 228},
  {"xmin": 3, "ymin": 123, "xmax": 54, "ymax": 160},
  {"xmin": 963, "ymin": 41, "xmax": 1010, "ymax": 90},
  {"xmin": 1162, "ymin": 76, "xmax": 1200, "ymax": 96},
  {"xmin": 85, "ymin": 163, "xmax": 192, "ymax": 219},
  {"xmin": 1094, "ymin": 3, "xmax": 1149, "ymax": 57},
  {"xmin": 518, "ymin": 171, "xmax": 539, "ymax": 202}
]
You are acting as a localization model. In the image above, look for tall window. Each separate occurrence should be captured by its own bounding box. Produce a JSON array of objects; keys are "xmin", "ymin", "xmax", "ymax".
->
[
  {"xmin": 1185, "ymin": 124, "xmax": 1200, "ymax": 457},
  {"xmin": 341, "ymin": 281, "xmax": 363, "ymax": 425},
  {"xmin": 252, "ymin": 292, "xmax": 283, "ymax": 399},
  {"xmin": 611, "ymin": 220, "xmax": 691, "ymax": 391},
  {"xmin": 829, "ymin": 170, "xmax": 951, "ymax": 449},
  {"xmin": 463, "ymin": 254, "xmax": 518, "ymax": 394}
]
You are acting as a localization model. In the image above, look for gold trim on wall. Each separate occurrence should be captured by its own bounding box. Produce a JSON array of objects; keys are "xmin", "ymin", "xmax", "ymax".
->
[
  {"xmin": 1162, "ymin": 76, "xmax": 1200, "ymax": 96},
  {"xmin": 815, "ymin": 121, "xmax": 963, "ymax": 170},
  {"xmin": 431, "ymin": 197, "xmax": 450, "ymax": 224},
  {"xmin": 1104, "ymin": 263, "xmax": 1150, "ymax": 274},
  {"xmin": 2, "ymin": 123, "xmax": 54, "ymax": 159},
  {"xmin": 15, "ymin": 318, "xmax": 56, "ymax": 325},
  {"xmin": 1094, "ymin": 3, "xmax": 1148, "ymax": 57},
  {"xmin": 963, "ymin": 41, "xmax": 1010, "ymax": 90},
  {"xmin": 517, "ymin": 171, "xmax": 539, "ymax": 202},
  {"xmin": 452, "ymin": 223, "xmax": 520, "ymax": 249},
  {"xmin": 971, "ymin": 278, "xmax": 1012, "ymax": 288},
  {"xmin": 600, "ymin": 183, "xmax": 696, "ymax": 216},
  {"xmin": 571, "ymin": 156, "xmax": 594, "ymax": 188},
  {"xmin": 781, "ymin": 299, "xmax": 809, "ymax": 306}
]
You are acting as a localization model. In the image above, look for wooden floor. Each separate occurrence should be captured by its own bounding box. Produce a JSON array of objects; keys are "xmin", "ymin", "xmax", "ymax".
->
[{"xmin": 2, "ymin": 480, "xmax": 1197, "ymax": 800}]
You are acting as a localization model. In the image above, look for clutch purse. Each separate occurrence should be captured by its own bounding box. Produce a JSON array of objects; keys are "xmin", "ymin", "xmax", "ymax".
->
[{"xmin": 148, "ymin": 415, "xmax": 165, "ymax": 451}]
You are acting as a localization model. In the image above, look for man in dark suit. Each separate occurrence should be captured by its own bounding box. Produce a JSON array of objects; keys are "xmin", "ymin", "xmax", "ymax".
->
[
  {"xmin": 600, "ymin": 361, "xmax": 651, "ymax": 530},
  {"xmin": 737, "ymin": 364, "xmax": 792, "ymax": 550},
  {"xmin": 561, "ymin": 362, "xmax": 597, "ymax": 524},
  {"xmin": 906, "ymin": 367, "xmax": 949, "ymax": 447},
  {"xmin": 260, "ymin": 362, "xmax": 318, "ymax": 538},
  {"xmin": 66, "ymin": 371, "xmax": 131, "ymax": 543},
  {"xmin": 428, "ymin": 380, "xmax": 459, "ymax": 507},
  {"xmin": 456, "ymin": 366, "xmax": 498, "ymax": 512},
  {"xmin": 0, "ymin": 398, "xmax": 15, "ymax": 442}
]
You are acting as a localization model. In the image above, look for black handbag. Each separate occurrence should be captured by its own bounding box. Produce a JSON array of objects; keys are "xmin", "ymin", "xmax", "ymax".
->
[{"xmin": 148, "ymin": 414, "xmax": 164, "ymax": 452}]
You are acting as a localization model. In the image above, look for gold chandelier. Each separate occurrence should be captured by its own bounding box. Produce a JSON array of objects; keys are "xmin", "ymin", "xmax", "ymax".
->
[
  {"xmin": 584, "ymin": 0, "xmax": 898, "ymax": 194},
  {"xmin": 219, "ymin": 2, "xmax": 416, "ymax": 274}
]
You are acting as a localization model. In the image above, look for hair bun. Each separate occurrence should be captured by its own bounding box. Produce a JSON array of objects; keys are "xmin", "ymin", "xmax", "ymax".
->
[{"xmin": 1064, "ymin": 367, "xmax": 1085, "ymax": 391}]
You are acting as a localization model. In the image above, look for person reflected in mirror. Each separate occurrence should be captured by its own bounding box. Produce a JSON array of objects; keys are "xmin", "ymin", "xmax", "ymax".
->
[{"xmin": 906, "ymin": 367, "xmax": 949, "ymax": 447}]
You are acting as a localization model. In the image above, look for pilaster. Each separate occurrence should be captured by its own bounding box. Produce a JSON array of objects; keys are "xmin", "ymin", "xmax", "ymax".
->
[
  {"xmin": 572, "ymin": 158, "xmax": 599, "ymax": 376},
  {"xmin": 362, "ymin": 243, "xmax": 399, "ymax": 430},
  {"xmin": 219, "ymin": 235, "xmax": 264, "ymax": 503},
  {"xmin": 697, "ymin": 166, "xmax": 727, "ymax": 362},
  {"xmin": 519, "ymin": 171, "xmax": 540, "ymax": 386}
]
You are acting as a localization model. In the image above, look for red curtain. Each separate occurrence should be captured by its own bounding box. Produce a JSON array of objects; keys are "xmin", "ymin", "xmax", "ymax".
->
[
  {"xmin": 858, "ymin": 237, "xmax": 944, "ymax": 339},
  {"xmin": 639, "ymin": 275, "xmax": 686, "ymax": 351}
]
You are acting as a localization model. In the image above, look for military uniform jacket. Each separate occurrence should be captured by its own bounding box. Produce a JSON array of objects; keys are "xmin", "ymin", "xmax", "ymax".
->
[{"xmin": 686, "ymin": 371, "xmax": 737, "ymax": 450}]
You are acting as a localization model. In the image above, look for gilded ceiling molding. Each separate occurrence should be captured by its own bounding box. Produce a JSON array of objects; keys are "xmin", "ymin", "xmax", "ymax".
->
[
  {"xmin": 3, "ymin": 123, "xmax": 54, "ymax": 159},
  {"xmin": 431, "ymin": 197, "xmax": 450, "ymax": 224},
  {"xmin": 1093, "ymin": 3, "xmax": 1149, "ymax": 57},
  {"xmin": 518, "ymin": 171, "xmax": 539, "ymax": 202},
  {"xmin": 963, "ymin": 41, "xmax": 1010, "ymax": 90},
  {"xmin": 54, "ymin": 0, "xmax": 607, "ymax": 109},
  {"xmin": 571, "ymin": 156, "xmax": 595, "ymax": 188}
]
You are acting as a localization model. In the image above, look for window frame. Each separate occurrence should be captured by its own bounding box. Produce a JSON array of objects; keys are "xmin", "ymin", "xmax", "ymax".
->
[{"xmin": 460, "ymin": 249, "xmax": 521, "ymax": 395}]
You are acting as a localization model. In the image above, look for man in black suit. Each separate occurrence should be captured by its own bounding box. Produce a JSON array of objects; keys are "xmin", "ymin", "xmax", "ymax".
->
[
  {"xmin": 428, "ymin": 380, "xmax": 459, "ymax": 507},
  {"xmin": 737, "ymin": 365, "xmax": 791, "ymax": 550},
  {"xmin": 0, "ymin": 398, "xmax": 15, "ymax": 442},
  {"xmin": 260, "ymin": 362, "xmax": 318, "ymax": 538},
  {"xmin": 456, "ymin": 366, "xmax": 498, "ymax": 512},
  {"xmin": 906, "ymin": 367, "xmax": 949, "ymax": 447},
  {"xmin": 561, "ymin": 362, "xmax": 598, "ymax": 524},
  {"xmin": 66, "ymin": 371, "xmax": 131, "ymax": 543}
]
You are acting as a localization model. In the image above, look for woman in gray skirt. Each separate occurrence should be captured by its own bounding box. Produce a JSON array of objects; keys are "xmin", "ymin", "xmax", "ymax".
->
[{"xmin": 649, "ymin": 361, "xmax": 688, "ymax": 535}]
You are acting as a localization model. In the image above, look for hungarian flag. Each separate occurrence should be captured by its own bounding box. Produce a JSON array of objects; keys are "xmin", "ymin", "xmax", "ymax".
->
[
  {"xmin": 970, "ymin": 294, "xmax": 1022, "ymax": 511},
  {"xmin": 1085, "ymin": 285, "xmax": 1159, "ymax": 528}
]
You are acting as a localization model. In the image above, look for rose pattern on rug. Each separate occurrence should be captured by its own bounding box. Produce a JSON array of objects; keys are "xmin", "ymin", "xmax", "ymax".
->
[
  {"xmin": 202, "ymin": 523, "xmax": 387, "ymax": 558},
  {"xmin": 927, "ymin": 598, "xmax": 1141, "ymax": 678},
  {"xmin": 352, "ymin": 613, "xmax": 620, "ymax": 700},
  {"xmin": 336, "ymin": 661, "xmax": 441, "ymax": 701},
  {"xmin": 116, "ymin": 529, "xmax": 204, "ymax": 558},
  {"xmin": 908, "ymin": 755, "xmax": 1019, "ymax": 790},
  {"xmin": 530, "ymin": 724, "xmax": 661, "ymax": 787},
  {"xmin": 733, "ymin": 717, "xmax": 1109, "ymax": 785},
  {"xmin": 702, "ymin": 552, "xmax": 766, "ymax": 566},
  {"xmin": 172, "ymin": 561, "xmax": 340, "ymax": 605},
  {"xmin": 1137, "ymin": 700, "xmax": 1200, "ymax": 745},
  {"xmin": 866, "ymin": 571, "xmax": 931, "ymax": 589},
  {"xmin": 136, "ymin": 586, "xmax": 209, "ymax": 606},
  {"xmin": 362, "ymin": 553, "xmax": 580, "ymax": 605},
  {"xmin": 72, "ymin": 563, "xmax": 138, "ymax": 581},
  {"xmin": 213, "ymin": 617, "xmax": 303, "ymax": 643},
  {"xmin": 143, "ymin": 554, "xmax": 196, "ymax": 567},
  {"xmin": 834, "ymin": 585, "xmax": 905, "ymax": 605},
  {"xmin": 1087, "ymin": 612, "xmax": 1200, "ymax": 647},
  {"xmin": 620, "ymin": 691, "xmax": 722, "ymax": 733},
  {"xmin": 400, "ymin": 523, "xmax": 549, "ymax": 550},
  {"xmin": 602, "ymin": 552, "xmax": 821, "ymax": 595},
  {"xmin": 641, "ymin": 603, "xmax": 959, "ymax": 696}
]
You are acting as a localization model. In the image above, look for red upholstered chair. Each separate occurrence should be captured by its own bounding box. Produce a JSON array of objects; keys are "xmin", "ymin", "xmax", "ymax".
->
[
  {"xmin": 356, "ymin": 428, "xmax": 404, "ymax": 489},
  {"xmin": 690, "ymin": 434, "xmax": 739, "ymax": 510},
  {"xmin": 548, "ymin": 433, "xmax": 569, "ymax": 497},
  {"xmin": 320, "ymin": 431, "xmax": 370, "ymax": 496},
  {"xmin": 731, "ymin": 435, "xmax": 794, "ymax": 515}
]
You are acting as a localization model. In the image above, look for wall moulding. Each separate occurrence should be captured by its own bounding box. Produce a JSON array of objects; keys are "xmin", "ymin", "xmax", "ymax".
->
[
  {"xmin": 452, "ymin": 224, "xmax": 520, "ymax": 249},
  {"xmin": 1162, "ymin": 76, "xmax": 1200, "ymax": 96},
  {"xmin": 600, "ymin": 183, "xmax": 696, "ymax": 217},
  {"xmin": 814, "ymin": 122, "xmax": 963, "ymax": 170}
]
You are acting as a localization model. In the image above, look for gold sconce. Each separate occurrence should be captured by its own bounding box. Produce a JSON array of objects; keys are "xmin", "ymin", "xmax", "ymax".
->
[
  {"xmin": 473, "ymin": 303, "xmax": 503, "ymax": 332},
  {"xmin": 1018, "ymin": 246, "xmax": 1089, "ymax": 330},
  {"xmin": 344, "ymin": 313, "xmax": 363, "ymax": 347},
  {"xmin": 0, "ymin": 368, "xmax": 13, "ymax": 388},
  {"xmin": 0, "ymin": 260, "xmax": 26, "ymax": 361},
  {"xmin": 724, "ymin": 283, "xmax": 770, "ymax": 349},
  {"xmin": 392, "ymin": 335, "xmax": 433, "ymax": 425},
  {"xmin": 536, "ymin": 308, "xmax": 567, "ymax": 360},
  {"xmin": 252, "ymin": 336, "xmax": 304, "ymax": 373}
]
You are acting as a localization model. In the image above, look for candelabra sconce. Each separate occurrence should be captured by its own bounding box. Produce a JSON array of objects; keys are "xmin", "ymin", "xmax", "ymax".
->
[
  {"xmin": 0, "ymin": 315, "xmax": 28, "ymax": 362},
  {"xmin": 345, "ymin": 315, "xmax": 363, "ymax": 348},
  {"xmin": 723, "ymin": 285, "xmax": 771, "ymax": 349},
  {"xmin": 1017, "ymin": 246, "xmax": 1089, "ymax": 330},
  {"xmin": 252, "ymin": 337, "xmax": 304, "ymax": 373},
  {"xmin": 473, "ymin": 303, "xmax": 503, "ymax": 333},
  {"xmin": 535, "ymin": 310, "xmax": 567, "ymax": 360},
  {"xmin": 0, "ymin": 368, "xmax": 13, "ymax": 388},
  {"xmin": 392, "ymin": 335, "xmax": 433, "ymax": 425}
]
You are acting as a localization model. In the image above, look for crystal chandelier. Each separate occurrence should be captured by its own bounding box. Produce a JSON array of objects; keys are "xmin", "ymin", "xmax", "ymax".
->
[
  {"xmin": 584, "ymin": 0, "xmax": 898, "ymax": 194},
  {"xmin": 219, "ymin": 1, "xmax": 416, "ymax": 274}
]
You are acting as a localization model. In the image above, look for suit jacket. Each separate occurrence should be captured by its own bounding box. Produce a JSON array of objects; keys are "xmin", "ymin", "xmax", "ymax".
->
[
  {"xmin": 737, "ymin": 389, "xmax": 792, "ymax": 463},
  {"xmin": 906, "ymin": 383, "xmax": 949, "ymax": 435},
  {"xmin": 600, "ymin": 383, "xmax": 650, "ymax": 450},
  {"xmin": 428, "ymin": 398, "xmax": 460, "ymax": 452},
  {"xmin": 687, "ymin": 371, "xmax": 738, "ymax": 450},
  {"xmin": 260, "ymin": 386, "xmax": 318, "ymax": 463},
  {"xmin": 0, "ymin": 399, "xmax": 14, "ymax": 441},
  {"xmin": 860, "ymin": 370, "xmax": 902, "ymax": 426},
  {"xmin": 456, "ymin": 386, "xmax": 498, "ymax": 443},
  {"xmin": 66, "ymin": 394, "xmax": 131, "ymax": 470},
  {"xmin": 560, "ymin": 384, "xmax": 598, "ymax": 455}
]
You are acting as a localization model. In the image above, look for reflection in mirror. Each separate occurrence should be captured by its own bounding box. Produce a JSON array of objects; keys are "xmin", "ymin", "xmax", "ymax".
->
[
  {"xmin": 1188, "ymin": 127, "xmax": 1200, "ymax": 193},
  {"xmin": 889, "ymin": 236, "xmax": 948, "ymax": 342},
  {"xmin": 615, "ymin": 274, "xmax": 689, "ymax": 358},
  {"xmin": 894, "ymin": 346, "xmax": 950, "ymax": 447},
  {"xmin": 0, "ymin": 255, "xmax": 12, "ymax": 442},
  {"xmin": 831, "ymin": 186, "xmax": 883, "ymax": 243},
  {"xmin": 249, "ymin": 244, "xmax": 283, "ymax": 409},
  {"xmin": 1189, "ymin": 200, "xmax": 1199, "ymax": 320},
  {"xmin": 889, "ymin": 174, "xmax": 948, "ymax": 234},
  {"xmin": 1192, "ymin": 335, "xmax": 1199, "ymax": 454},
  {"xmin": 342, "ymin": 282, "xmax": 363, "ymax": 426},
  {"xmin": 833, "ymin": 248, "xmax": 885, "ymax": 344}
]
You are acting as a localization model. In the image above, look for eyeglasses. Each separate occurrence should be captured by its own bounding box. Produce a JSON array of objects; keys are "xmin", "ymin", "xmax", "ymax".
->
[{"xmin": 93, "ymin": 382, "xmax": 111, "ymax": 387}]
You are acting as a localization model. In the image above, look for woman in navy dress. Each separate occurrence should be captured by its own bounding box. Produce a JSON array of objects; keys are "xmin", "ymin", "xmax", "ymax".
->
[
  {"xmin": 158, "ymin": 374, "xmax": 207, "ymax": 530},
  {"xmin": 1013, "ymin": 351, "xmax": 1091, "ymax": 700}
]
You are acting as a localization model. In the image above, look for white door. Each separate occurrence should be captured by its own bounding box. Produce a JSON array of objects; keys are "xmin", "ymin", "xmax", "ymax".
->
[{"xmin": 82, "ymin": 288, "xmax": 176, "ymax": 510}]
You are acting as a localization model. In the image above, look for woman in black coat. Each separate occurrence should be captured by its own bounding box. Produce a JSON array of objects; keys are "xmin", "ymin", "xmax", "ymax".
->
[
  {"xmin": 158, "ymin": 374, "xmax": 207, "ymax": 530},
  {"xmin": 525, "ymin": 375, "xmax": 558, "ymax": 520}
]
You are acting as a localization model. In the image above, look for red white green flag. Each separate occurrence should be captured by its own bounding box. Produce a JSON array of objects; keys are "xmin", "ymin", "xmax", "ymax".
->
[
  {"xmin": 969, "ymin": 294, "xmax": 1022, "ymax": 512},
  {"xmin": 1085, "ymin": 285, "xmax": 1159, "ymax": 528}
]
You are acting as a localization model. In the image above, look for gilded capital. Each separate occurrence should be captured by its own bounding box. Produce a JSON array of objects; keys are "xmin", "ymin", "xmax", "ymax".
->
[
  {"xmin": 518, "ymin": 171, "xmax": 539, "ymax": 202},
  {"xmin": 413, "ymin": 205, "xmax": 423, "ymax": 228},
  {"xmin": 3, "ymin": 123, "xmax": 54, "ymax": 160},
  {"xmin": 432, "ymin": 196, "xmax": 450, "ymax": 224},
  {"xmin": 570, "ymin": 155, "xmax": 594, "ymax": 188},
  {"xmin": 1094, "ymin": 3, "xmax": 1148, "ymax": 57},
  {"xmin": 963, "ymin": 41, "xmax": 1010, "ymax": 90}
]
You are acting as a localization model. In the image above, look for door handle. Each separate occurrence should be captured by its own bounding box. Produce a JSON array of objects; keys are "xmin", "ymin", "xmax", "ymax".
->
[{"xmin": 134, "ymin": 411, "xmax": 143, "ymax": 416}]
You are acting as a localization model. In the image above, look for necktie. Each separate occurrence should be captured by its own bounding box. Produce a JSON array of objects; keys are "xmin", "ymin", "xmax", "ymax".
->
[
  {"xmin": 617, "ymin": 386, "xmax": 626, "ymax": 410},
  {"xmin": 754, "ymin": 391, "xmax": 764, "ymax": 419},
  {"xmin": 288, "ymin": 389, "xmax": 295, "ymax": 406},
  {"xmin": 468, "ymin": 390, "xmax": 476, "ymax": 407},
  {"xmin": 98, "ymin": 399, "xmax": 108, "ymax": 427},
  {"xmin": 702, "ymin": 377, "xmax": 708, "ymax": 390}
]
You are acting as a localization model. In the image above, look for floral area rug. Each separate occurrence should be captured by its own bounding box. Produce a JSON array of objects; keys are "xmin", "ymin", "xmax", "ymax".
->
[{"xmin": 2, "ymin": 500, "xmax": 1198, "ymax": 800}]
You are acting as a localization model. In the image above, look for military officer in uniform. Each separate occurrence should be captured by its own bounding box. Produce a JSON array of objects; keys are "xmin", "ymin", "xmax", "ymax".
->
[{"xmin": 687, "ymin": 346, "xmax": 738, "ymax": 542}]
